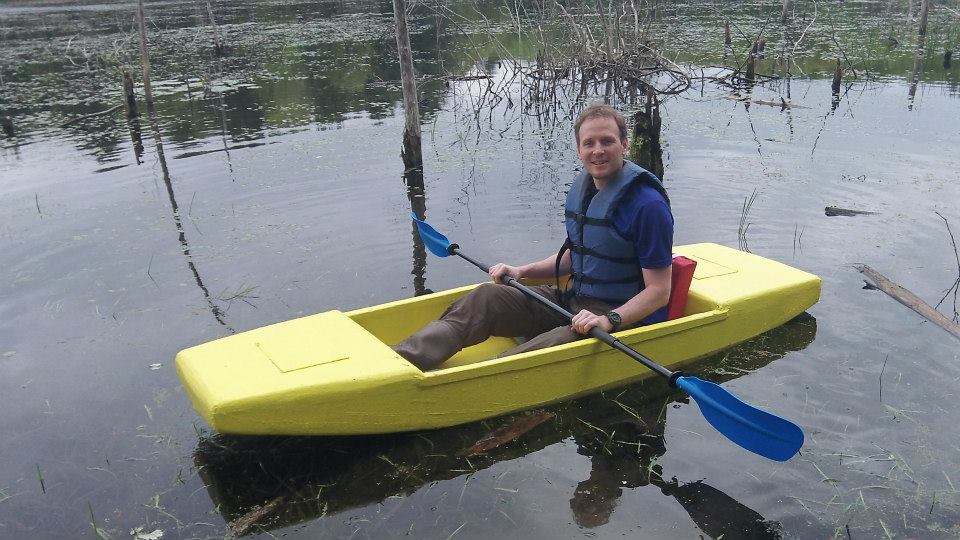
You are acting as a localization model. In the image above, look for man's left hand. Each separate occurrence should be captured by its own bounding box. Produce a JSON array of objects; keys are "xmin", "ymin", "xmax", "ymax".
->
[{"xmin": 570, "ymin": 309, "xmax": 613, "ymax": 335}]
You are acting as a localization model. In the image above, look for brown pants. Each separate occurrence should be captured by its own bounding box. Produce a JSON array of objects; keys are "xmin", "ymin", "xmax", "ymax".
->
[{"xmin": 393, "ymin": 283, "xmax": 616, "ymax": 371}]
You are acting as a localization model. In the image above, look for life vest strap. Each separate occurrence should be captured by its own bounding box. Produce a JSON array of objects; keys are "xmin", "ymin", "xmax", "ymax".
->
[
  {"xmin": 568, "ymin": 242, "xmax": 636, "ymax": 264},
  {"xmin": 564, "ymin": 209, "xmax": 611, "ymax": 227},
  {"xmin": 571, "ymin": 271, "xmax": 642, "ymax": 285}
]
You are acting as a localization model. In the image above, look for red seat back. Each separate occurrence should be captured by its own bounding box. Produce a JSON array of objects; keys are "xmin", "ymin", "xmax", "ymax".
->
[{"xmin": 667, "ymin": 256, "xmax": 697, "ymax": 320}]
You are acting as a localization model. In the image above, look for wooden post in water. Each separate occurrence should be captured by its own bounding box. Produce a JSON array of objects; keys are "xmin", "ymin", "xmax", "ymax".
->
[
  {"xmin": 945, "ymin": 50, "xmax": 953, "ymax": 69},
  {"xmin": 392, "ymin": 0, "xmax": 422, "ymax": 173},
  {"xmin": 122, "ymin": 70, "xmax": 139, "ymax": 118},
  {"xmin": 908, "ymin": 0, "xmax": 930, "ymax": 100},
  {"xmin": 136, "ymin": 0, "xmax": 156, "ymax": 114},
  {"xmin": 831, "ymin": 59, "xmax": 842, "ymax": 94},
  {"xmin": 744, "ymin": 42, "xmax": 757, "ymax": 83},
  {"xmin": 629, "ymin": 85, "xmax": 664, "ymax": 180},
  {"xmin": 831, "ymin": 59, "xmax": 842, "ymax": 110},
  {"xmin": 724, "ymin": 21, "xmax": 731, "ymax": 46},
  {"xmin": 206, "ymin": 0, "xmax": 226, "ymax": 56},
  {"xmin": 1, "ymin": 116, "xmax": 13, "ymax": 138},
  {"xmin": 394, "ymin": 0, "xmax": 427, "ymax": 294},
  {"xmin": 916, "ymin": 0, "xmax": 930, "ymax": 42},
  {"xmin": 781, "ymin": 0, "xmax": 792, "ymax": 23}
]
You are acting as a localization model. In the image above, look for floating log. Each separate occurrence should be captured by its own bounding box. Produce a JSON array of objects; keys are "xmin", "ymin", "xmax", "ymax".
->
[
  {"xmin": 60, "ymin": 105, "xmax": 124, "ymax": 128},
  {"xmin": 855, "ymin": 264, "xmax": 960, "ymax": 340},
  {"xmin": 230, "ymin": 496, "xmax": 284, "ymax": 536},
  {"xmin": 825, "ymin": 206, "xmax": 877, "ymax": 217},
  {"xmin": 448, "ymin": 74, "xmax": 492, "ymax": 81},
  {"xmin": 722, "ymin": 95, "xmax": 808, "ymax": 109},
  {"xmin": 458, "ymin": 411, "xmax": 555, "ymax": 456}
]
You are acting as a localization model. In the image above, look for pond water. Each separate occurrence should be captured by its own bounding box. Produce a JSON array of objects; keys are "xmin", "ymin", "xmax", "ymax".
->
[{"xmin": 2, "ymin": 0, "xmax": 959, "ymax": 538}]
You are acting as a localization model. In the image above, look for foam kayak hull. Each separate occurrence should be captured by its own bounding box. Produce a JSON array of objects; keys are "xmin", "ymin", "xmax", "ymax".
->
[{"xmin": 175, "ymin": 243, "xmax": 820, "ymax": 435}]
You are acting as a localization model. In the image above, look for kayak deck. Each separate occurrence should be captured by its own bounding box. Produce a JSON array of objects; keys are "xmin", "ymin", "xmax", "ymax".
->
[{"xmin": 176, "ymin": 243, "xmax": 820, "ymax": 435}]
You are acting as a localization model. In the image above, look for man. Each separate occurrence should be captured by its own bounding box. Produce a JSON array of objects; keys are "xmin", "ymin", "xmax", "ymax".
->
[{"xmin": 394, "ymin": 103, "xmax": 673, "ymax": 371}]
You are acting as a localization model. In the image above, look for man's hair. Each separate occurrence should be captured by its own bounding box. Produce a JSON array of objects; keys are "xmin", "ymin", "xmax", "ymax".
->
[{"xmin": 574, "ymin": 103, "xmax": 628, "ymax": 144}]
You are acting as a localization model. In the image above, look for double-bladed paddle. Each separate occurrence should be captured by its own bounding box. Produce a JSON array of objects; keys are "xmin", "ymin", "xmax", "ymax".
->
[{"xmin": 411, "ymin": 213, "xmax": 804, "ymax": 461}]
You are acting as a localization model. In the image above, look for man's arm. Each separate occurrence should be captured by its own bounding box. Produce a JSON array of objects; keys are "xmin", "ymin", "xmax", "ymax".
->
[
  {"xmin": 610, "ymin": 265, "xmax": 671, "ymax": 324},
  {"xmin": 489, "ymin": 250, "xmax": 571, "ymax": 282}
]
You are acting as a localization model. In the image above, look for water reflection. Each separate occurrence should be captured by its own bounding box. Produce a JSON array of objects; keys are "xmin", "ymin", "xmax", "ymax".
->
[
  {"xmin": 191, "ymin": 314, "xmax": 816, "ymax": 536},
  {"xmin": 147, "ymin": 114, "xmax": 235, "ymax": 332},
  {"xmin": 406, "ymin": 168, "xmax": 429, "ymax": 296},
  {"xmin": 128, "ymin": 116, "xmax": 144, "ymax": 164},
  {"xmin": 571, "ymin": 418, "xmax": 782, "ymax": 538}
]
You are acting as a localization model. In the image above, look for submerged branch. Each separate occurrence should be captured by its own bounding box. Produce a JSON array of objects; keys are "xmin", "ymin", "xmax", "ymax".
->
[{"xmin": 933, "ymin": 212, "xmax": 960, "ymax": 323}]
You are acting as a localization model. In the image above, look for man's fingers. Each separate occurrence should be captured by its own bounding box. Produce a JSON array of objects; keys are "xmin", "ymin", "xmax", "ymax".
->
[{"xmin": 571, "ymin": 310, "xmax": 598, "ymax": 335}]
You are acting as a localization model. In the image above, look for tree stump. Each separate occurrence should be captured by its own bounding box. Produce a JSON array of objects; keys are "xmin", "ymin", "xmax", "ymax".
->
[
  {"xmin": 122, "ymin": 70, "xmax": 139, "ymax": 118},
  {"xmin": 831, "ymin": 59, "xmax": 842, "ymax": 95},
  {"xmin": 630, "ymin": 86, "xmax": 664, "ymax": 180}
]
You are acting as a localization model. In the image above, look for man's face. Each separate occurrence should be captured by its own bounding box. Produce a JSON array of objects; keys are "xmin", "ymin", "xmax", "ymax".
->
[{"xmin": 576, "ymin": 116, "xmax": 629, "ymax": 186}]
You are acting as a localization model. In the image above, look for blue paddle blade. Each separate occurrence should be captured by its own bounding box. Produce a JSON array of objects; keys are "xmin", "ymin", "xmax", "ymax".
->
[
  {"xmin": 411, "ymin": 213, "xmax": 453, "ymax": 258},
  {"xmin": 676, "ymin": 376, "xmax": 804, "ymax": 462}
]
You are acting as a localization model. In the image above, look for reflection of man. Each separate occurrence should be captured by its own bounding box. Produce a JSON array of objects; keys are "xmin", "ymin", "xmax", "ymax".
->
[
  {"xmin": 569, "ymin": 412, "xmax": 783, "ymax": 538},
  {"xmin": 654, "ymin": 478, "xmax": 784, "ymax": 539},
  {"xmin": 395, "ymin": 104, "xmax": 674, "ymax": 370},
  {"xmin": 569, "ymin": 419, "xmax": 666, "ymax": 528}
]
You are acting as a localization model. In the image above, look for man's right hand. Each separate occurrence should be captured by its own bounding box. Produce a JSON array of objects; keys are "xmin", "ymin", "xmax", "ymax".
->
[{"xmin": 489, "ymin": 263, "xmax": 523, "ymax": 283}]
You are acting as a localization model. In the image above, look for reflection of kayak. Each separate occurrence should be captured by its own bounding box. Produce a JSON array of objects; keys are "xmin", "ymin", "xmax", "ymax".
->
[{"xmin": 175, "ymin": 243, "xmax": 820, "ymax": 435}]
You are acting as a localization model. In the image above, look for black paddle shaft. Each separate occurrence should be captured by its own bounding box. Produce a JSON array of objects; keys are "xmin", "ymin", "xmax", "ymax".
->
[{"xmin": 450, "ymin": 247, "xmax": 679, "ymax": 383}]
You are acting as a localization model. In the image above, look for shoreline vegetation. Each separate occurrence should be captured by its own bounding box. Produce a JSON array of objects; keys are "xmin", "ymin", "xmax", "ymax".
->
[{"xmin": 3, "ymin": 0, "xmax": 952, "ymax": 144}]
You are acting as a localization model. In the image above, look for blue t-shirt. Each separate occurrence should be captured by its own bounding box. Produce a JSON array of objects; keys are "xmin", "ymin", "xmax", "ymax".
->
[
  {"xmin": 584, "ymin": 179, "xmax": 674, "ymax": 323},
  {"xmin": 612, "ymin": 181, "xmax": 674, "ymax": 269}
]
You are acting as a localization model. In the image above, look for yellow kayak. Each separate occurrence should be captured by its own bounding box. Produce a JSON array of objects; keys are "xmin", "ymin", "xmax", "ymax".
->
[{"xmin": 175, "ymin": 243, "xmax": 820, "ymax": 435}]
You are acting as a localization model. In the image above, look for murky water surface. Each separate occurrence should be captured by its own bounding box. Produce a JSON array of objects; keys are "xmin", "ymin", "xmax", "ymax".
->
[{"xmin": 2, "ymin": 0, "xmax": 959, "ymax": 538}]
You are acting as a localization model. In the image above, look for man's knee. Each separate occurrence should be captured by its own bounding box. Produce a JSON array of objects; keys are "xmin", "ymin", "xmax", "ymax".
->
[{"xmin": 465, "ymin": 282, "xmax": 514, "ymax": 308}]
